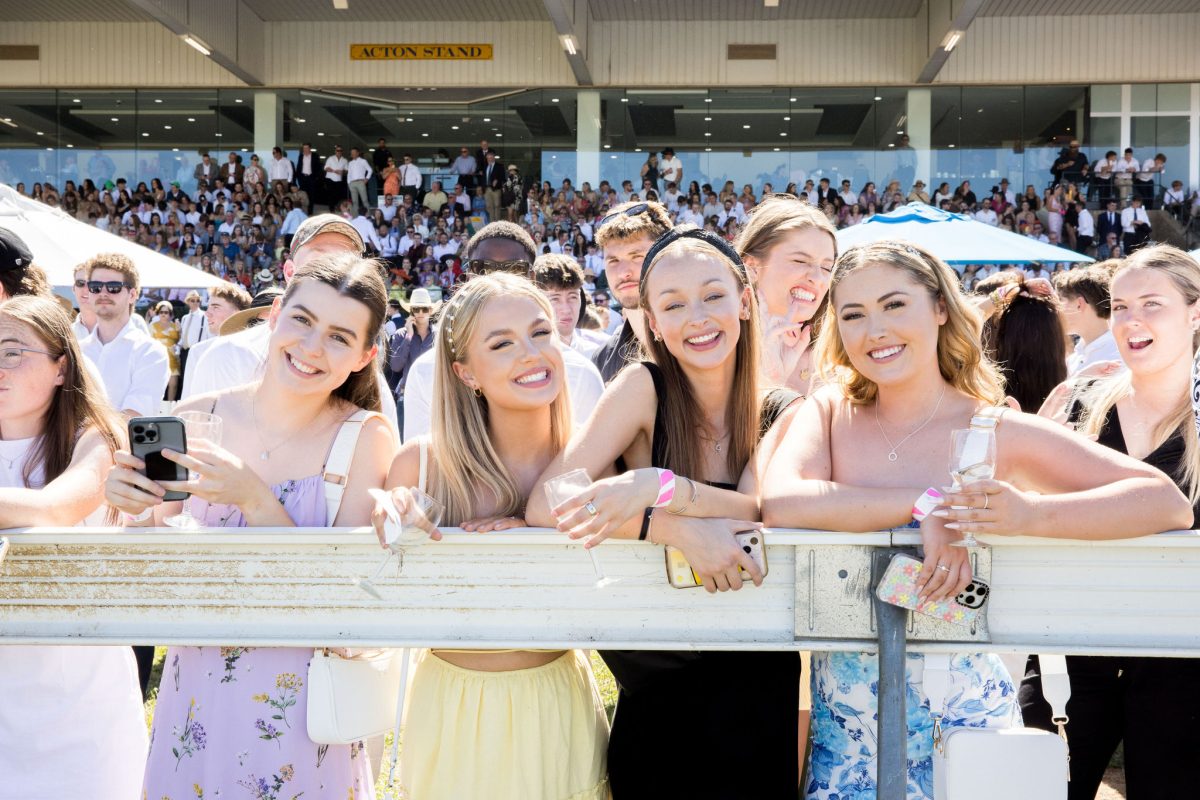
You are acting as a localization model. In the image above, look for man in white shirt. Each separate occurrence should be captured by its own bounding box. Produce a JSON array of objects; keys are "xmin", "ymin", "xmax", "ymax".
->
[
  {"xmin": 217, "ymin": 210, "xmax": 238, "ymax": 237},
  {"xmin": 323, "ymin": 145, "xmax": 349, "ymax": 208},
  {"xmin": 973, "ymin": 198, "xmax": 998, "ymax": 226},
  {"xmin": 279, "ymin": 203, "xmax": 308, "ymax": 247},
  {"xmin": 268, "ymin": 146, "xmax": 294, "ymax": 192},
  {"xmin": 838, "ymin": 180, "xmax": 857, "ymax": 206},
  {"xmin": 1058, "ymin": 267, "xmax": 1123, "ymax": 377},
  {"xmin": 397, "ymin": 153, "xmax": 422, "ymax": 204},
  {"xmin": 179, "ymin": 283, "xmax": 253, "ymax": 397},
  {"xmin": 295, "ymin": 143, "xmax": 319, "ymax": 210},
  {"xmin": 1120, "ymin": 196, "xmax": 1151, "ymax": 254},
  {"xmin": 1135, "ymin": 152, "xmax": 1166, "ymax": 208},
  {"xmin": 1075, "ymin": 202, "xmax": 1095, "ymax": 253},
  {"xmin": 346, "ymin": 146, "xmax": 373, "ymax": 217},
  {"xmin": 1114, "ymin": 148, "xmax": 1139, "ymax": 204},
  {"xmin": 661, "ymin": 182, "xmax": 681, "ymax": 210},
  {"xmin": 403, "ymin": 223, "xmax": 605, "ymax": 440},
  {"xmin": 1164, "ymin": 180, "xmax": 1189, "ymax": 222},
  {"xmin": 177, "ymin": 290, "xmax": 208, "ymax": 378},
  {"xmin": 431, "ymin": 232, "xmax": 458, "ymax": 261},
  {"xmin": 78, "ymin": 254, "xmax": 170, "ymax": 417},
  {"xmin": 380, "ymin": 195, "xmax": 399, "ymax": 223},
  {"xmin": 350, "ymin": 211, "xmax": 382, "ymax": 254},
  {"xmin": 451, "ymin": 184, "xmax": 471, "ymax": 217},
  {"xmin": 617, "ymin": 181, "xmax": 634, "ymax": 204},
  {"xmin": 183, "ymin": 214, "xmax": 399, "ymax": 438},
  {"xmin": 659, "ymin": 147, "xmax": 683, "ymax": 188},
  {"xmin": 533, "ymin": 253, "xmax": 602, "ymax": 358}
]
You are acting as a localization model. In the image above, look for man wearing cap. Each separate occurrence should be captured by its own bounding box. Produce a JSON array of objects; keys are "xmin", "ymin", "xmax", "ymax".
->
[
  {"xmin": 401, "ymin": 222, "xmax": 605, "ymax": 441},
  {"xmin": 182, "ymin": 214, "xmax": 400, "ymax": 436},
  {"xmin": 387, "ymin": 287, "xmax": 439, "ymax": 437},
  {"xmin": 0, "ymin": 228, "xmax": 51, "ymax": 303},
  {"xmin": 77, "ymin": 253, "xmax": 169, "ymax": 418}
]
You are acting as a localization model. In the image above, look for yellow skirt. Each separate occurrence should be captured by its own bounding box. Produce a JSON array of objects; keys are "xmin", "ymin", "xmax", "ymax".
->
[{"xmin": 400, "ymin": 649, "xmax": 609, "ymax": 800}]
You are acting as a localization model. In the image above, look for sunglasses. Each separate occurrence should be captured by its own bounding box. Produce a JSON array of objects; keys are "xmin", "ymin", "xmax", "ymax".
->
[
  {"xmin": 597, "ymin": 202, "xmax": 650, "ymax": 230},
  {"xmin": 466, "ymin": 258, "xmax": 532, "ymax": 277},
  {"xmin": 411, "ymin": 306, "xmax": 432, "ymax": 314},
  {"xmin": 73, "ymin": 279, "xmax": 88, "ymax": 289},
  {"xmin": 87, "ymin": 281, "xmax": 130, "ymax": 294}
]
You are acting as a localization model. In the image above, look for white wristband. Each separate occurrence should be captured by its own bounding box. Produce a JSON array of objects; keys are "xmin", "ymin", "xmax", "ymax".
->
[
  {"xmin": 122, "ymin": 508, "xmax": 153, "ymax": 524},
  {"xmin": 912, "ymin": 488, "xmax": 944, "ymax": 522}
]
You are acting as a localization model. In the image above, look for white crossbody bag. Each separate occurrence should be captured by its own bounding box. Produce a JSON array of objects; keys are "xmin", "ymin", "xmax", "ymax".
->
[
  {"xmin": 924, "ymin": 652, "xmax": 1071, "ymax": 800},
  {"xmin": 306, "ymin": 413, "xmax": 416, "ymax": 755}
]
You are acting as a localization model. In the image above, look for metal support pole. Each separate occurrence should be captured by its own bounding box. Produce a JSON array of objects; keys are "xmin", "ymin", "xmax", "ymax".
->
[{"xmin": 874, "ymin": 548, "xmax": 910, "ymax": 800}]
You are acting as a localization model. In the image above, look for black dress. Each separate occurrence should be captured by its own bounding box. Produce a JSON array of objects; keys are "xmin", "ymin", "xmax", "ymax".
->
[
  {"xmin": 1019, "ymin": 406, "xmax": 1200, "ymax": 800},
  {"xmin": 603, "ymin": 362, "xmax": 802, "ymax": 799}
]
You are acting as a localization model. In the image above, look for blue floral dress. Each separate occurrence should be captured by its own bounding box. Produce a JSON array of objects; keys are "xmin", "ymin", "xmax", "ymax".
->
[{"xmin": 807, "ymin": 651, "xmax": 1020, "ymax": 800}]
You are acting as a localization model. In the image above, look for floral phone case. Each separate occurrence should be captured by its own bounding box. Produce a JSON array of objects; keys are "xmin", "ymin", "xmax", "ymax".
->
[{"xmin": 876, "ymin": 553, "xmax": 988, "ymax": 628}]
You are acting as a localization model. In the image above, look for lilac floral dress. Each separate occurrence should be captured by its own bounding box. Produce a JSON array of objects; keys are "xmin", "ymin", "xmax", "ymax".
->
[{"xmin": 143, "ymin": 475, "xmax": 375, "ymax": 800}]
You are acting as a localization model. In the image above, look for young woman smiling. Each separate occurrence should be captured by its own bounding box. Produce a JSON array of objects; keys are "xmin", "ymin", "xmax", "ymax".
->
[
  {"xmin": 526, "ymin": 226, "xmax": 803, "ymax": 798},
  {"xmin": 373, "ymin": 273, "xmax": 608, "ymax": 800},
  {"xmin": 1023, "ymin": 244, "xmax": 1200, "ymax": 799},
  {"xmin": 106, "ymin": 253, "xmax": 394, "ymax": 800},
  {"xmin": 761, "ymin": 241, "xmax": 1191, "ymax": 800},
  {"xmin": 735, "ymin": 194, "xmax": 837, "ymax": 394}
]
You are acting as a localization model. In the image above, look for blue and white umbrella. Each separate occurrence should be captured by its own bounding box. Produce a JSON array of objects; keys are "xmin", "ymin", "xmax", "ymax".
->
[{"xmin": 835, "ymin": 202, "xmax": 1094, "ymax": 266}]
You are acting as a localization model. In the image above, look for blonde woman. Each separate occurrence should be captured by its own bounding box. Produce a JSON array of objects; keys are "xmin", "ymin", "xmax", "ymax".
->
[
  {"xmin": 1025, "ymin": 244, "xmax": 1200, "ymax": 799},
  {"xmin": 525, "ymin": 227, "xmax": 802, "ymax": 798},
  {"xmin": 149, "ymin": 299, "xmax": 181, "ymax": 399},
  {"xmin": 761, "ymin": 241, "xmax": 1191, "ymax": 800},
  {"xmin": 735, "ymin": 194, "xmax": 837, "ymax": 394},
  {"xmin": 373, "ymin": 273, "xmax": 608, "ymax": 800}
]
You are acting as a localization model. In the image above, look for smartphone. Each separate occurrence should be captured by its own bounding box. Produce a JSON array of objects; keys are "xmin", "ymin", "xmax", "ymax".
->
[
  {"xmin": 665, "ymin": 530, "xmax": 768, "ymax": 589},
  {"xmin": 875, "ymin": 553, "xmax": 989, "ymax": 628},
  {"xmin": 128, "ymin": 416, "xmax": 189, "ymax": 502}
]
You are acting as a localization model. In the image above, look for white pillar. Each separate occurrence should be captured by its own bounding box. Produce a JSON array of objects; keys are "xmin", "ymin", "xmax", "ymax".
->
[
  {"xmin": 254, "ymin": 91, "xmax": 283, "ymax": 162},
  {"xmin": 907, "ymin": 88, "xmax": 932, "ymax": 186},
  {"xmin": 576, "ymin": 90, "xmax": 601, "ymax": 189},
  {"xmin": 1190, "ymin": 83, "xmax": 1199, "ymax": 194}
]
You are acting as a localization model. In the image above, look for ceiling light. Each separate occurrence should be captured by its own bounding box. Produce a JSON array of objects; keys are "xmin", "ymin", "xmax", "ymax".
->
[
  {"xmin": 421, "ymin": 133, "xmax": 429, "ymax": 137},
  {"xmin": 942, "ymin": 30, "xmax": 962, "ymax": 52},
  {"xmin": 451, "ymin": 125, "xmax": 459, "ymax": 130},
  {"xmin": 495, "ymin": 134, "xmax": 503, "ymax": 138},
  {"xmin": 295, "ymin": 118, "xmax": 305, "ymax": 123},
  {"xmin": 163, "ymin": 125, "xmax": 172, "ymax": 129},
  {"xmin": 603, "ymin": 144, "xmax": 611, "ymax": 149},
  {"xmin": 783, "ymin": 116, "xmax": 790, "ymax": 121},
  {"xmin": 333, "ymin": 0, "xmax": 349, "ymax": 9},
  {"xmin": 304, "ymin": 99, "xmax": 312, "ymax": 104},
  {"xmin": 187, "ymin": 117, "xmax": 195, "ymax": 122},
  {"xmin": 318, "ymin": 132, "xmax": 325, "ymax": 136},
  {"xmin": 704, "ymin": 132, "xmax": 712, "ymax": 137},
  {"xmin": 154, "ymin": 98, "xmax": 162, "ymax": 103},
  {"xmin": 705, "ymin": 147, "xmax": 712, "ymax": 152},
  {"xmin": 551, "ymin": 98, "xmax": 559, "ymax": 103},
  {"xmin": 111, "ymin": 117, "xmax": 119, "ymax": 122},
  {"xmin": 874, "ymin": 96, "xmax": 883, "ymax": 101},
  {"xmin": 36, "ymin": 131, "xmax": 43, "ymax": 136},
  {"xmin": 66, "ymin": 143, "xmax": 73, "ymax": 148},
  {"xmin": 790, "ymin": 97, "xmax": 796, "ymax": 102},
  {"xmin": 610, "ymin": 155, "xmax": 617, "ymax": 159},
  {"xmin": 774, "ymin": 147, "xmax": 781, "ymax": 151},
  {"xmin": 704, "ymin": 98, "xmax": 713, "ymax": 103},
  {"xmin": 172, "ymin": 148, "xmax": 179, "ymax": 152},
  {"xmin": 72, "ymin": 98, "xmax": 81, "ymax": 103},
  {"xmin": 560, "ymin": 34, "xmax": 578, "ymax": 55},
  {"xmin": 215, "ymin": 132, "xmax": 222, "ymax": 137},
  {"xmin": 780, "ymin": 132, "xmax": 787, "ymax": 136},
  {"xmin": 46, "ymin": 147, "xmax": 53, "ymax": 151},
  {"xmin": 234, "ymin": 98, "xmax": 243, "ymax": 103},
  {"xmin": 142, "ymin": 132, "xmax": 149, "ymax": 137},
  {"xmin": 182, "ymin": 35, "xmax": 211, "ymax": 56},
  {"xmin": 897, "ymin": 130, "xmax": 904, "ymax": 135},
  {"xmin": 634, "ymin": 148, "xmax": 642, "ymax": 152},
  {"xmin": 704, "ymin": 117, "xmax": 712, "ymax": 121},
  {"xmin": 888, "ymin": 143, "xmax": 895, "ymax": 148},
  {"xmin": 620, "ymin": 98, "xmax": 628, "ymax": 103},
  {"xmin": 948, "ymin": 143, "xmax": 955, "ymax": 148},
  {"xmin": 743, "ymin": 124, "xmax": 751, "ymax": 129},
  {"xmin": 483, "ymin": 117, "xmax": 491, "ymax": 122},
  {"xmin": 241, "ymin": 148, "xmax": 248, "ymax": 152},
  {"xmin": 406, "ymin": 117, "xmax": 413, "ymax": 122}
]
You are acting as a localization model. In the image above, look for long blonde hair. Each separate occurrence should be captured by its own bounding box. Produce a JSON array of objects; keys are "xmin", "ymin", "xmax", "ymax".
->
[
  {"xmin": 429, "ymin": 274, "xmax": 572, "ymax": 524},
  {"xmin": 640, "ymin": 236, "xmax": 761, "ymax": 479},
  {"xmin": 814, "ymin": 241, "xmax": 1004, "ymax": 405},
  {"xmin": 1078, "ymin": 245, "xmax": 1200, "ymax": 505}
]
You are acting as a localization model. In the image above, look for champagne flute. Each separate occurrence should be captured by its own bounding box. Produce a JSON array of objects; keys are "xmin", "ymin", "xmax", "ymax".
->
[
  {"xmin": 164, "ymin": 411, "xmax": 223, "ymax": 529},
  {"xmin": 544, "ymin": 468, "xmax": 619, "ymax": 588},
  {"xmin": 356, "ymin": 488, "xmax": 444, "ymax": 599},
  {"xmin": 948, "ymin": 428, "xmax": 996, "ymax": 549}
]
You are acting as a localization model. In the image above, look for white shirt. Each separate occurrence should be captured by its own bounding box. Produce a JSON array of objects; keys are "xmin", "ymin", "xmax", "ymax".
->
[
  {"xmin": 179, "ymin": 310, "xmax": 209, "ymax": 349},
  {"xmin": 80, "ymin": 317, "xmax": 170, "ymax": 416},
  {"xmin": 183, "ymin": 323, "xmax": 399, "ymax": 441},
  {"xmin": 659, "ymin": 155, "xmax": 683, "ymax": 185},
  {"xmin": 1076, "ymin": 207, "xmax": 1094, "ymax": 237},
  {"xmin": 399, "ymin": 163, "xmax": 422, "ymax": 188},
  {"xmin": 403, "ymin": 344, "xmax": 604, "ymax": 441},
  {"xmin": 280, "ymin": 207, "xmax": 308, "ymax": 235},
  {"xmin": 268, "ymin": 156, "xmax": 294, "ymax": 183},
  {"xmin": 324, "ymin": 155, "xmax": 348, "ymax": 182},
  {"xmin": 1115, "ymin": 156, "xmax": 1140, "ymax": 176},
  {"xmin": 1121, "ymin": 205, "xmax": 1149, "ymax": 233},
  {"xmin": 973, "ymin": 209, "xmax": 998, "ymax": 226},
  {"xmin": 350, "ymin": 216, "xmax": 382, "ymax": 251},
  {"xmin": 298, "ymin": 152, "xmax": 317, "ymax": 176},
  {"xmin": 1165, "ymin": 186, "xmax": 1187, "ymax": 205},
  {"xmin": 432, "ymin": 241, "xmax": 458, "ymax": 260},
  {"xmin": 1067, "ymin": 330, "xmax": 1123, "ymax": 378},
  {"xmin": 347, "ymin": 157, "xmax": 373, "ymax": 183},
  {"xmin": 1024, "ymin": 266, "xmax": 1052, "ymax": 281},
  {"xmin": 380, "ymin": 204, "xmax": 398, "ymax": 222}
]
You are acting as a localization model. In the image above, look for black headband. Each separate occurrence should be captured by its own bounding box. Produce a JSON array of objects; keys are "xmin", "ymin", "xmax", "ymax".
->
[{"xmin": 640, "ymin": 225, "xmax": 748, "ymax": 286}]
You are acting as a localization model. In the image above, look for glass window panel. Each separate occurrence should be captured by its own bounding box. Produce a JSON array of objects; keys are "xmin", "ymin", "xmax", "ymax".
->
[
  {"xmin": 1091, "ymin": 84, "xmax": 1122, "ymax": 114},
  {"xmin": 1132, "ymin": 116, "xmax": 1190, "ymax": 197},
  {"xmin": 1155, "ymin": 83, "xmax": 1191, "ymax": 113},
  {"xmin": 1130, "ymin": 83, "xmax": 1157, "ymax": 113}
]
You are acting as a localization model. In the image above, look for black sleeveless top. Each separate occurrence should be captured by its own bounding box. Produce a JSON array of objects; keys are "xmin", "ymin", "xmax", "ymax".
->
[
  {"xmin": 601, "ymin": 361, "xmax": 802, "ymax": 798},
  {"xmin": 1096, "ymin": 405, "xmax": 1199, "ymax": 528}
]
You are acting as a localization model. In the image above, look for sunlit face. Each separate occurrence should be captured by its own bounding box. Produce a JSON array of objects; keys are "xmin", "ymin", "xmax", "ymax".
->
[
  {"xmin": 72, "ymin": 268, "xmax": 92, "ymax": 312},
  {"xmin": 1110, "ymin": 268, "xmax": 1200, "ymax": 378},
  {"xmin": 645, "ymin": 253, "xmax": 749, "ymax": 373},
  {"xmin": 452, "ymin": 294, "xmax": 564, "ymax": 413},
  {"xmin": 543, "ymin": 287, "xmax": 582, "ymax": 340},
  {"xmin": 0, "ymin": 316, "xmax": 64, "ymax": 436},
  {"xmin": 205, "ymin": 297, "xmax": 237, "ymax": 330},
  {"xmin": 88, "ymin": 267, "xmax": 132, "ymax": 322},
  {"xmin": 267, "ymin": 281, "xmax": 377, "ymax": 397},
  {"xmin": 746, "ymin": 227, "xmax": 835, "ymax": 325},
  {"xmin": 603, "ymin": 235, "xmax": 655, "ymax": 311},
  {"xmin": 834, "ymin": 263, "xmax": 946, "ymax": 390}
]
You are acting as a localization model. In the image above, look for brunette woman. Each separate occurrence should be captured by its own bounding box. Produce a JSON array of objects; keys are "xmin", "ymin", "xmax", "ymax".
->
[{"xmin": 762, "ymin": 241, "xmax": 1190, "ymax": 800}]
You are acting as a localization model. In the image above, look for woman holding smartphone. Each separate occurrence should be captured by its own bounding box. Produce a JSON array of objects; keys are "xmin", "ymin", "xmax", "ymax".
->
[
  {"xmin": 735, "ymin": 194, "xmax": 837, "ymax": 395},
  {"xmin": 372, "ymin": 273, "xmax": 608, "ymax": 800},
  {"xmin": 525, "ymin": 226, "xmax": 803, "ymax": 798},
  {"xmin": 760, "ymin": 241, "xmax": 1191, "ymax": 800},
  {"xmin": 1024, "ymin": 244, "xmax": 1200, "ymax": 798},
  {"xmin": 105, "ymin": 253, "xmax": 394, "ymax": 800},
  {"xmin": 0, "ymin": 296, "xmax": 148, "ymax": 798}
]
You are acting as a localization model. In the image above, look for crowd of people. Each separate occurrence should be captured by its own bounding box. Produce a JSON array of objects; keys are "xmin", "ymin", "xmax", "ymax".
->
[{"xmin": 2, "ymin": 166, "xmax": 1200, "ymax": 799}]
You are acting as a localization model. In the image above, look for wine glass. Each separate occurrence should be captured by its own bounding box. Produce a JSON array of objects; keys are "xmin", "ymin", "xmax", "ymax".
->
[
  {"xmin": 356, "ymin": 488, "xmax": 444, "ymax": 599},
  {"xmin": 948, "ymin": 427, "xmax": 996, "ymax": 549},
  {"xmin": 164, "ymin": 411, "xmax": 223, "ymax": 529},
  {"xmin": 544, "ymin": 468, "xmax": 619, "ymax": 588}
]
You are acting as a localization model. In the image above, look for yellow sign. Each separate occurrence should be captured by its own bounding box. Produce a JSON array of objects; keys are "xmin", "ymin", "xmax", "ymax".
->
[{"xmin": 350, "ymin": 44, "xmax": 493, "ymax": 61}]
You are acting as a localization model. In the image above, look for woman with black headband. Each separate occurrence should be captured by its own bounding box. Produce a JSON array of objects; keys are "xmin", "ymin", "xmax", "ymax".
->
[{"xmin": 527, "ymin": 224, "xmax": 803, "ymax": 797}]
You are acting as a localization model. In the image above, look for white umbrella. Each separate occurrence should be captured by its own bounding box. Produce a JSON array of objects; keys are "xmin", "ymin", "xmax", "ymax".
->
[
  {"xmin": 0, "ymin": 183, "xmax": 230, "ymax": 289},
  {"xmin": 836, "ymin": 202, "xmax": 1095, "ymax": 265},
  {"xmin": 1190, "ymin": 248, "xmax": 1200, "ymax": 261}
]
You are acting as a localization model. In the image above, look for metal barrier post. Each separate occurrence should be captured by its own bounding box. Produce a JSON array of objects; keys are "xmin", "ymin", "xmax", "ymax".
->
[{"xmin": 874, "ymin": 548, "xmax": 909, "ymax": 800}]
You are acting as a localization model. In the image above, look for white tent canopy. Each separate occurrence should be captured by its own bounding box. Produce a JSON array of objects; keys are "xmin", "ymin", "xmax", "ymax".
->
[
  {"xmin": 835, "ymin": 203, "xmax": 1095, "ymax": 266},
  {"xmin": 0, "ymin": 183, "xmax": 229, "ymax": 289}
]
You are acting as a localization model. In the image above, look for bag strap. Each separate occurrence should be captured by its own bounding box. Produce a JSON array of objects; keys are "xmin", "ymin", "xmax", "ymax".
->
[
  {"xmin": 970, "ymin": 405, "xmax": 1006, "ymax": 431},
  {"xmin": 384, "ymin": 648, "xmax": 412, "ymax": 789},
  {"xmin": 417, "ymin": 437, "xmax": 429, "ymax": 495},
  {"xmin": 322, "ymin": 410, "xmax": 386, "ymax": 526}
]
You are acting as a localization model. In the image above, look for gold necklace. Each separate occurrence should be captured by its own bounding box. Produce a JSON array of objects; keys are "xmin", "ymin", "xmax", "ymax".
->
[{"xmin": 874, "ymin": 385, "xmax": 947, "ymax": 463}]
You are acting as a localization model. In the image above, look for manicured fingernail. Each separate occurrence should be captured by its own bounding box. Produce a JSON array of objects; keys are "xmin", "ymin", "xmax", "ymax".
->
[
  {"xmin": 918, "ymin": 595, "xmax": 927, "ymax": 604},
  {"xmin": 945, "ymin": 523, "xmax": 961, "ymax": 530},
  {"xmin": 931, "ymin": 510, "xmax": 949, "ymax": 518}
]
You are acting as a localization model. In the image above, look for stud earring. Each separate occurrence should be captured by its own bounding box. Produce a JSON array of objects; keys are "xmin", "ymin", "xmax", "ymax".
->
[
  {"xmin": 473, "ymin": 387, "xmax": 483, "ymax": 398},
  {"xmin": 653, "ymin": 332, "xmax": 663, "ymax": 342}
]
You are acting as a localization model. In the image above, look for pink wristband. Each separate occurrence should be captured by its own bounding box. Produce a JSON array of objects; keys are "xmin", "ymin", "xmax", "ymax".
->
[
  {"xmin": 912, "ymin": 488, "xmax": 943, "ymax": 522},
  {"xmin": 652, "ymin": 468, "xmax": 676, "ymax": 508}
]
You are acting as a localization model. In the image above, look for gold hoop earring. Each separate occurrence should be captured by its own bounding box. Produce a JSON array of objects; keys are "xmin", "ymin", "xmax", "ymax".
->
[{"xmin": 473, "ymin": 387, "xmax": 483, "ymax": 398}]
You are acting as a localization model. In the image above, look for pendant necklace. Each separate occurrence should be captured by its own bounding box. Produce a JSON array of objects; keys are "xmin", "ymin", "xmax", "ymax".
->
[
  {"xmin": 698, "ymin": 429, "xmax": 727, "ymax": 454},
  {"xmin": 251, "ymin": 395, "xmax": 330, "ymax": 461},
  {"xmin": 874, "ymin": 384, "xmax": 946, "ymax": 462}
]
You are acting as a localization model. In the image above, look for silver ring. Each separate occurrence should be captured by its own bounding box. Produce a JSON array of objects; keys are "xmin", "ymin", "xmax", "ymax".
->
[
  {"xmin": 585, "ymin": 501, "xmax": 599, "ymax": 516},
  {"xmin": 936, "ymin": 564, "xmax": 951, "ymax": 573},
  {"xmin": 982, "ymin": 495, "xmax": 990, "ymax": 510}
]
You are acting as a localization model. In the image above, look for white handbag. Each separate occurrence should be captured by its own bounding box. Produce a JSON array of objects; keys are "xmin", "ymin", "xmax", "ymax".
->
[
  {"xmin": 925, "ymin": 653, "xmax": 1071, "ymax": 800},
  {"xmin": 307, "ymin": 647, "xmax": 405, "ymax": 744}
]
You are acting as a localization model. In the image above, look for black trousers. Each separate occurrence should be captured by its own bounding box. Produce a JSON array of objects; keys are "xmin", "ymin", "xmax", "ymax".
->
[
  {"xmin": 1020, "ymin": 654, "xmax": 1200, "ymax": 800},
  {"xmin": 134, "ymin": 644, "xmax": 156, "ymax": 698}
]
